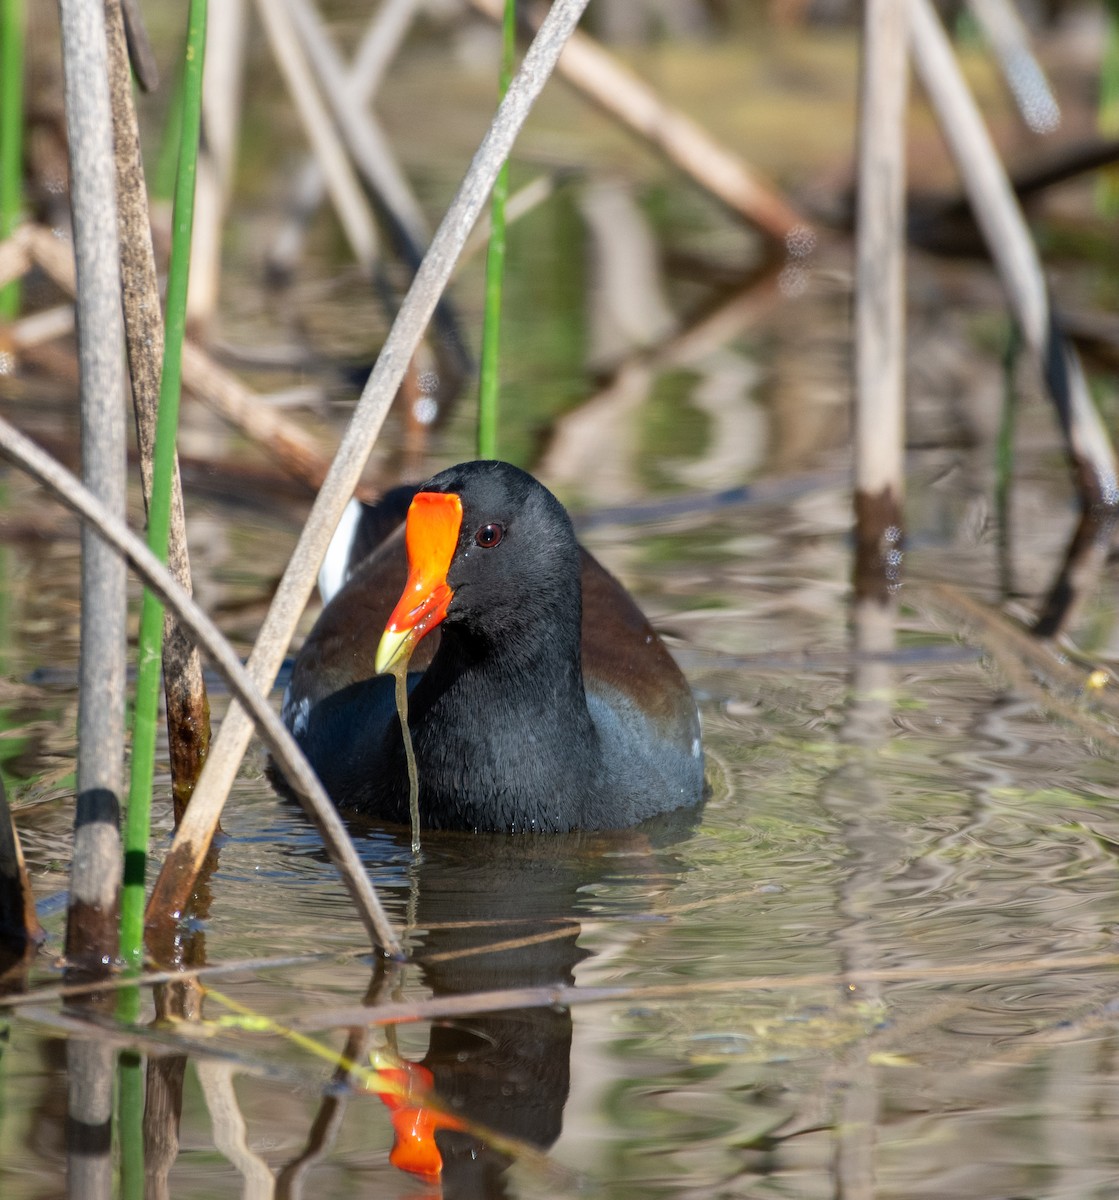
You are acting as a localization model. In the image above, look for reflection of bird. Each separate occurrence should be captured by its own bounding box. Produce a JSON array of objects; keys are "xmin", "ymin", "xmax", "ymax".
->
[{"xmin": 281, "ymin": 460, "xmax": 704, "ymax": 831}]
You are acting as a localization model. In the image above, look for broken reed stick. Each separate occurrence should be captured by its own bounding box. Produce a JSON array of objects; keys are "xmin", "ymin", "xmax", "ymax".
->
[
  {"xmin": 145, "ymin": 0, "xmax": 594, "ymax": 928},
  {"xmin": 0, "ymin": 415, "xmax": 403, "ymax": 960},
  {"xmin": 907, "ymin": 0, "xmax": 1119, "ymax": 512},
  {"xmin": 105, "ymin": 0, "xmax": 211, "ymax": 821},
  {"xmin": 4, "ymin": 303, "xmax": 72, "ymax": 348},
  {"xmin": 294, "ymin": 949, "xmax": 1119, "ymax": 1032},
  {"xmin": 853, "ymin": 0, "xmax": 908, "ymax": 602},
  {"xmin": 58, "ymin": 0, "xmax": 127, "ymax": 979},
  {"xmin": 0, "ymin": 228, "xmax": 28, "ymax": 288},
  {"xmin": 469, "ymin": 0, "xmax": 806, "ymax": 243},
  {"xmin": 252, "ymin": 0, "xmax": 379, "ymax": 272}
]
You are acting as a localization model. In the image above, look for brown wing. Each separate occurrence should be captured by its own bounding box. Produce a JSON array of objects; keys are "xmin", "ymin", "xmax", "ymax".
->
[
  {"xmin": 294, "ymin": 526, "xmax": 694, "ymax": 752},
  {"xmin": 578, "ymin": 549, "xmax": 698, "ymax": 751}
]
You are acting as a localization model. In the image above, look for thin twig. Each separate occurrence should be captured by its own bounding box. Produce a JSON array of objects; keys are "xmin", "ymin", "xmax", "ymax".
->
[
  {"xmin": 282, "ymin": 0, "xmax": 472, "ymax": 383},
  {"xmin": 966, "ymin": 0, "xmax": 1059, "ymax": 134},
  {"xmin": 0, "ymin": 950, "xmax": 351, "ymax": 1010},
  {"xmin": 285, "ymin": 0, "xmax": 429, "ymax": 253},
  {"xmin": 181, "ymin": 342, "xmax": 336, "ymax": 490},
  {"xmin": 295, "ymin": 949, "xmax": 1119, "ymax": 1032}
]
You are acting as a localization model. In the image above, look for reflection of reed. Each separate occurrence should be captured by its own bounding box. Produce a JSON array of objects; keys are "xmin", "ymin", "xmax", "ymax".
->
[{"xmin": 540, "ymin": 274, "xmax": 780, "ymax": 502}]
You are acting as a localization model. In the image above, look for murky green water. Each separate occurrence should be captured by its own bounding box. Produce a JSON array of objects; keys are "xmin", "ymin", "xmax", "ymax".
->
[
  {"xmin": 5, "ymin": 8, "xmax": 1119, "ymax": 1197},
  {"xmin": 6, "ymin": 444, "xmax": 1119, "ymax": 1197}
]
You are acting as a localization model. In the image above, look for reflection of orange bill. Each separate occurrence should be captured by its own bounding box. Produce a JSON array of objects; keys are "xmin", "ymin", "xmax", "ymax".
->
[{"xmin": 376, "ymin": 1061, "xmax": 466, "ymax": 1177}]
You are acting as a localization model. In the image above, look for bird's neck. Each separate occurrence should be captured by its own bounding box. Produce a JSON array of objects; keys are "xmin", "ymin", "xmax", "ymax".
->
[
  {"xmin": 404, "ymin": 617, "xmax": 601, "ymax": 831},
  {"xmin": 418, "ymin": 615, "xmax": 593, "ymax": 734}
]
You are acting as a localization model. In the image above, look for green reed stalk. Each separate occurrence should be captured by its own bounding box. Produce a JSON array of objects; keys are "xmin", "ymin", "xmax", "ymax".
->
[
  {"xmin": 1099, "ymin": 0, "xmax": 1119, "ymax": 216},
  {"xmin": 119, "ymin": 0, "xmax": 207, "ymax": 970},
  {"xmin": 117, "ymin": 1048, "xmax": 145, "ymax": 1200},
  {"xmin": 0, "ymin": 0, "xmax": 25, "ymax": 318},
  {"xmin": 477, "ymin": 0, "xmax": 516, "ymax": 460}
]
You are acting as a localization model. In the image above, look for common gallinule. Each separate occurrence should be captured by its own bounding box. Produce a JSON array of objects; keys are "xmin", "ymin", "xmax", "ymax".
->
[{"xmin": 281, "ymin": 460, "xmax": 704, "ymax": 831}]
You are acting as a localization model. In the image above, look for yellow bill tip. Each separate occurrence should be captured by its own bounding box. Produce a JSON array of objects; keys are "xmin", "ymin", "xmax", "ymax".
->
[{"xmin": 375, "ymin": 625, "xmax": 415, "ymax": 676}]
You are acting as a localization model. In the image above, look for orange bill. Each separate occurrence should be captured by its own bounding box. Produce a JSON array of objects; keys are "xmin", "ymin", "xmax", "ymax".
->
[{"xmin": 375, "ymin": 491, "xmax": 463, "ymax": 674}]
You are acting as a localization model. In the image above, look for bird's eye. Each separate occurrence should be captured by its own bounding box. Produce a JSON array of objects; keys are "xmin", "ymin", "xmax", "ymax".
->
[{"xmin": 474, "ymin": 523, "xmax": 504, "ymax": 548}]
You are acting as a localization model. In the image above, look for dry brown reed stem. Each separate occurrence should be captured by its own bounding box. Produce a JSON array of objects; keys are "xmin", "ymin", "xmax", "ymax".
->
[
  {"xmin": 186, "ymin": 0, "xmax": 247, "ymax": 330},
  {"xmin": 0, "ymin": 950, "xmax": 344, "ymax": 1010},
  {"xmin": 0, "ymin": 233, "xmax": 29, "ymax": 285},
  {"xmin": 58, "ymin": 0, "xmax": 126, "ymax": 985},
  {"xmin": 0, "ymin": 225, "xmax": 336, "ymax": 493},
  {"xmin": 853, "ymin": 0, "xmax": 907, "ymax": 602},
  {"xmin": 470, "ymin": 0, "xmax": 806, "ymax": 243},
  {"xmin": 907, "ymin": 0, "xmax": 1119, "ymax": 512},
  {"xmin": 965, "ymin": 0, "xmax": 1059, "ymax": 134},
  {"xmin": 0, "ymin": 416, "xmax": 403, "ymax": 959},
  {"xmin": 252, "ymin": 0, "xmax": 380, "ymax": 272},
  {"xmin": 145, "ymin": 0, "xmax": 594, "ymax": 927},
  {"xmin": 266, "ymin": 0, "xmax": 421, "ymax": 278},
  {"xmin": 283, "ymin": 0, "xmax": 472, "ymax": 385},
  {"xmin": 286, "ymin": 0, "xmax": 429, "ymax": 254},
  {"xmin": 4, "ymin": 303, "xmax": 73, "ymax": 348},
  {"xmin": 105, "ymin": 0, "xmax": 211, "ymax": 818},
  {"xmin": 180, "ymin": 342, "xmax": 336, "ymax": 491}
]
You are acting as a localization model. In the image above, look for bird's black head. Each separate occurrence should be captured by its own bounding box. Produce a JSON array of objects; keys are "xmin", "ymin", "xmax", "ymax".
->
[{"xmin": 375, "ymin": 461, "xmax": 581, "ymax": 672}]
